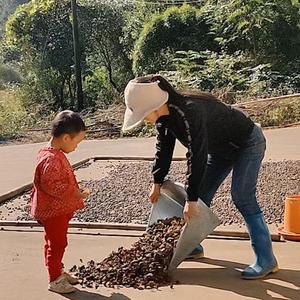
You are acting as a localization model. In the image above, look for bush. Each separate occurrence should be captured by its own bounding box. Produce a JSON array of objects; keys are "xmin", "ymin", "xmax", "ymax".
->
[
  {"xmin": 0, "ymin": 90, "xmax": 33, "ymax": 139},
  {"xmin": 162, "ymin": 49, "xmax": 300, "ymax": 103},
  {"xmin": 0, "ymin": 64, "xmax": 22, "ymax": 84},
  {"xmin": 259, "ymin": 71, "xmax": 300, "ymax": 96},
  {"xmin": 162, "ymin": 50, "xmax": 272, "ymax": 103},
  {"xmin": 257, "ymin": 100, "xmax": 300, "ymax": 127},
  {"xmin": 18, "ymin": 66, "xmax": 60, "ymax": 111},
  {"xmin": 133, "ymin": 4, "xmax": 218, "ymax": 75},
  {"xmin": 83, "ymin": 67, "xmax": 114, "ymax": 109}
]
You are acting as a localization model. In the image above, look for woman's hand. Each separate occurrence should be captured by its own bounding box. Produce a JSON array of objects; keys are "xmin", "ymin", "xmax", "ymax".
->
[
  {"xmin": 183, "ymin": 201, "xmax": 200, "ymax": 222},
  {"xmin": 149, "ymin": 183, "xmax": 161, "ymax": 203}
]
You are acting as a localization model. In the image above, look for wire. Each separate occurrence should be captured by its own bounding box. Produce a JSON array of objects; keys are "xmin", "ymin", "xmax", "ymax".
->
[
  {"xmin": 91, "ymin": 0, "xmax": 204, "ymax": 7},
  {"xmin": 123, "ymin": 0, "xmax": 204, "ymax": 6},
  {"xmin": 145, "ymin": 1, "xmax": 203, "ymax": 5}
]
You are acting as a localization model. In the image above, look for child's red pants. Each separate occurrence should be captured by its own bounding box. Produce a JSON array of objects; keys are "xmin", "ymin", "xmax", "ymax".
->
[{"xmin": 41, "ymin": 213, "xmax": 73, "ymax": 282}]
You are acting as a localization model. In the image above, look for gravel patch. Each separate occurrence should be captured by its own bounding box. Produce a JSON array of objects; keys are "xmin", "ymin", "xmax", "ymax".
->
[{"xmin": 0, "ymin": 160, "xmax": 299, "ymax": 226}]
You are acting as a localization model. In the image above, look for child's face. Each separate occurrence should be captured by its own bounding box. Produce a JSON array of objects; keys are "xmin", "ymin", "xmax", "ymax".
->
[{"xmin": 60, "ymin": 131, "xmax": 86, "ymax": 153}]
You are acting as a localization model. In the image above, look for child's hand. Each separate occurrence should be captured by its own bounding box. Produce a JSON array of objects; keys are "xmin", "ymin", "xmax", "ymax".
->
[
  {"xmin": 80, "ymin": 188, "xmax": 91, "ymax": 198},
  {"xmin": 75, "ymin": 188, "xmax": 90, "ymax": 199}
]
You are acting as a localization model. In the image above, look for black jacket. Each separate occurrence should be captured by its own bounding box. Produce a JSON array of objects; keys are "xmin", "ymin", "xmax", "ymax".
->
[{"xmin": 152, "ymin": 95, "xmax": 254, "ymax": 201}]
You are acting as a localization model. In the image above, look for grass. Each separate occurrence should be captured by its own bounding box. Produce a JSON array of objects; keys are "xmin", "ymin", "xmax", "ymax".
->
[
  {"xmin": 241, "ymin": 97, "xmax": 300, "ymax": 127},
  {"xmin": 263, "ymin": 99, "xmax": 300, "ymax": 127},
  {"xmin": 0, "ymin": 90, "xmax": 31, "ymax": 140},
  {"xmin": 0, "ymin": 89, "xmax": 299, "ymax": 145}
]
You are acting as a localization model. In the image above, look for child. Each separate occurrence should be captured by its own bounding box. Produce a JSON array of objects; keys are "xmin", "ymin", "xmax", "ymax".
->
[{"xmin": 31, "ymin": 110, "xmax": 89, "ymax": 294}]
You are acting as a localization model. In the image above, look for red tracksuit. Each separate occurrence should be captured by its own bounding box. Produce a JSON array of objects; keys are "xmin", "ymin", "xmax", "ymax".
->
[{"xmin": 31, "ymin": 147, "xmax": 84, "ymax": 281}]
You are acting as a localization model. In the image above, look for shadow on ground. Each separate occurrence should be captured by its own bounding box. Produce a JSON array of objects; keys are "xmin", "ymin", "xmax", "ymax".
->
[
  {"xmin": 60, "ymin": 258, "xmax": 299, "ymax": 300},
  {"xmin": 174, "ymin": 258, "xmax": 300, "ymax": 300},
  {"xmin": 62, "ymin": 291, "xmax": 131, "ymax": 300}
]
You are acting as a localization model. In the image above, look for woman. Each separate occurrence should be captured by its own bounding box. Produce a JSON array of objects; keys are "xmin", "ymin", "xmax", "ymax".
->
[{"xmin": 122, "ymin": 74, "xmax": 278, "ymax": 280}]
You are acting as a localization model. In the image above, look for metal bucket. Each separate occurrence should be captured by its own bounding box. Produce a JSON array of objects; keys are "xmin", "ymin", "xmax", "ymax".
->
[
  {"xmin": 147, "ymin": 180, "xmax": 220, "ymax": 271},
  {"xmin": 148, "ymin": 180, "xmax": 186, "ymax": 227}
]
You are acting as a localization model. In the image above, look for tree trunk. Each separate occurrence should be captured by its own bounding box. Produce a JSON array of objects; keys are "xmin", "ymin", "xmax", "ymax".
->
[
  {"xmin": 68, "ymin": 76, "xmax": 75, "ymax": 109},
  {"xmin": 60, "ymin": 76, "xmax": 66, "ymax": 109}
]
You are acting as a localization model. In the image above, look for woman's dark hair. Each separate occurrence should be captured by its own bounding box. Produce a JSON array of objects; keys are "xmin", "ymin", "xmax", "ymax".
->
[
  {"xmin": 133, "ymin": 74, "xmax": 218, "ymax": 104},
  {"xmin": 51, "ymin": 110, "xmax": 86, "ymax": 137}
]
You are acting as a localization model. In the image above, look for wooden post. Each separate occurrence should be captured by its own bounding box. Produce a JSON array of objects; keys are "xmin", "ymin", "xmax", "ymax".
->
[{"xmin": 71, "ymin": 0, "xmax": 84, "ymax": 110}]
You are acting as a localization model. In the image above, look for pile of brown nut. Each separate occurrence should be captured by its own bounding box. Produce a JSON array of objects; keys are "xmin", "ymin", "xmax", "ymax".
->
[{"xmin": 71, "ymin": 217, "xmax": 184, "ymax": 289}]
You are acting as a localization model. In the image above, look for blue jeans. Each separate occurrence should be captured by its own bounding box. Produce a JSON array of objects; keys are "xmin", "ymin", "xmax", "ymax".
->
[{"xmin": 199, "ymin": 124, "xmax": 266, "ymax": 217}]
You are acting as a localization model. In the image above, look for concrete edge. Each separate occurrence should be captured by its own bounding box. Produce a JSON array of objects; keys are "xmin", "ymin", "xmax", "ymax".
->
[
  {"xmin": 0, "ymin": 182, "xmax": 33, "ymax": 204},
  {"xmin": 0, "ymin": 156, "xmax": 187, "ymax": 203},
  {"xmin": 0, "ymin": 220, "xmax": 282, "ymax": 241},
  {"xmin": 93, "ymin": 156, "xmax": 186, "ymax": 161}
]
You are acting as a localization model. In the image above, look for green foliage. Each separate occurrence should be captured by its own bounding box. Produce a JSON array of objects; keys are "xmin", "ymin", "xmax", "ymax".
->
[
  {"xmin": 5, "ymin": 0, "xmax": 76, "ymax": 109},
  {"xmin": 83, "ymin": 67, "xmax": 114, "ymax": 108},
  {"xmin": 163, "ymin": 47, "xmax": 300, "ymax": 103},
  {"xmin": 162, "ymin": 50, "xmax": 273, "ymax": 103},
  {"xmin": 258, "ymin": 71, "xmax": 300, "ymax": 96},
  {"xmin": 6, "ymin": 0, "xmax": 74, "ymax": 72},
  {"xmin": 176, "ymin": 50, "xmax": 254, "ymax": 89},
  {"xmin": 18, "ymin": 64, "xmax": 63, "ymax": 110},
  {"xmin": 133, "ymin": 4, "xmax": 218, "ymax": 75},
  {"xmin": 0, "ymin": 63, "xmax": 22, "ymax": 84},
  {"xmin": 1, "ymin": 0, "xmax": 300, "ymax": 135},
  {"xmin": 0, "ymin": 0, "xmax": 29, "ymax": 36},
  {"xmin": 122, "ymin": 0, "xmax": 177, "ymax": 58},
  {"xmin": 0, "ymin": 89, "xmax": 32, "ymax": 139},
  {"xmin": 256, "ymin": 99, "xmax": 300, "ymax": 127},
  {"xmin": 3, "ymin": 0, "xmax": 134, "ymax": 110},
  {"xmin": 211, "ymin": 0, "xmax": 300, "ymax": 65},
  {"xmin": 267, "ymin": 103, "xmax": 300, "ymax": 126},
  {"xmin": 81, "ymin": 0, "xmax": 133, "ymax": 93}
]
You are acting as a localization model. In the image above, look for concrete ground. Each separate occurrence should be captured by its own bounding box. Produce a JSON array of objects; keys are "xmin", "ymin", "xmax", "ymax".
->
[
  {"xmin": 0, "ymin": 227, "xmax": 299, "ymax": 300},
  {"xmin": 0, "ymin": 126, "xmax": 300, "ymax": 196},
  {"xmin": 0, "ymin": 127, "xmax": 299, "ymax": 300}
]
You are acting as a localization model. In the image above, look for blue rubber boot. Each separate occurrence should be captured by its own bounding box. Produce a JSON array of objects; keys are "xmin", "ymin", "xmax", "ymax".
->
[
  {"xmin": 242, "ymin": 213, "xmax": 279, "ymax": 279},
  {"xmin": 185, "ymin": 244, "xmax": 204, "ymax": 260}
]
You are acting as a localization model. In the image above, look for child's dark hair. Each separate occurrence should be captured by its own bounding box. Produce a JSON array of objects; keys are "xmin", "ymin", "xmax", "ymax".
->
[{"xmin": 51, "ymin": 110, "xmax": 86, "ymax": 137}]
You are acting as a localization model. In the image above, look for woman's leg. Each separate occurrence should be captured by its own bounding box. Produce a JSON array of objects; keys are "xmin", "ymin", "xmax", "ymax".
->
[
  {"xmin": 198, "ymin": 154, "xmax": 233, "ymax": 206},
  {"xmin": 231, "ymin": 125, "xmax": 265, "ymax": 216},
  {"xmin": 231, "ymin": 125, "xmax": 278, "ymax": 279},
  {"xmin": 188, "ymin": 154, "xmax": 233, "ymax": 259}
]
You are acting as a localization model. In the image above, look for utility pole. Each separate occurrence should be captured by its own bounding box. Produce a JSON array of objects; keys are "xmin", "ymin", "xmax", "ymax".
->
[{"xmin": 71, "ymin": 0, "xmax": 84, "ymax": 111}]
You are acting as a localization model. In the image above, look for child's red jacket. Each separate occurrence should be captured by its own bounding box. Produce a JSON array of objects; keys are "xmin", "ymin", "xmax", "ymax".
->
[{"xmin": 30, "ymin": 147, "xmax": 84, "ymax": 221}]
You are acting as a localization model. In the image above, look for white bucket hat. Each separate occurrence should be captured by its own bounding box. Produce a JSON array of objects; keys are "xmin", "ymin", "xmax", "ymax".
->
[{"xmin": 122, "ymin": 80, "xmax": 169, "ymax": 132}]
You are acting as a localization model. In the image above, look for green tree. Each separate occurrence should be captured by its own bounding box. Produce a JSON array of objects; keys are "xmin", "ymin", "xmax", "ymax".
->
[
  {"xmin": 4, "ymin": 0, "xmax": 135, "ymax": 110},
  {"xmin": 122, "ymin": 0, "xmax": 191, "ymax": 58},
  {"xmin": 0, "ymin": 0, "xmax": 29, "ymax": 37},
  {"xmin": 5, "ymin": 0, "xmax": 78, "ymax": 109},
  {"xmin": 211, "ymin": 0, "xmax": 300, "ymax": 66},
  {"xmin": 133, "ymin": 4, "xmax": 218, "ymax": 75},
  {"xmin": 80, "ymin": 0, "xmax": 133, "ymax": 95},
  {"xmin": 122, "ymin": 0, "xmax": 160, "ymax": 60}
]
